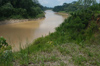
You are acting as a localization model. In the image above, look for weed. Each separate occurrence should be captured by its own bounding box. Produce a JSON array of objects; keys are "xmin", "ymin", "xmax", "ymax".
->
[
  {"xmin": 60, "ymin": 61, "xmax": 67, "ymax": 66},
  {"xmin": 72, "ymin": 55, "xmax": 87, "ymax": 66}
]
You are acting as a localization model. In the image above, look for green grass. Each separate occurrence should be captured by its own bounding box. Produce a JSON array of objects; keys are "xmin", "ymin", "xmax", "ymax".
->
[
  {"xmin": 0, "ymin": 37, "xmax": 100, "ymax": 66},
  {"xmin": 10, "ymin": 38, "xmax": 100, "ymax": 66}
]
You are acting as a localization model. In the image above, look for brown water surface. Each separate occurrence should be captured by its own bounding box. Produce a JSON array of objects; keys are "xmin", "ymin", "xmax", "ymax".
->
[{"xmin": 0, "ymin": 10, "xmax": 65, "ymax": 51}]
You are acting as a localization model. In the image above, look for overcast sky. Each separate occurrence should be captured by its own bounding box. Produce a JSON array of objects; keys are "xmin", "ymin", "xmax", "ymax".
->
[{"xmin": 38, "ymin": 0, "xmax": 99, "ymax": 7}]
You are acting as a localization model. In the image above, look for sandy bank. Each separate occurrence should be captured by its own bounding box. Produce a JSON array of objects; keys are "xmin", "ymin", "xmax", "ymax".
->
[
  {"xmin": 55, "ymin": 12, "xmax": 70, "ymax": 19},
  {"xmin": 0, "ymin": 17, "xmax": 45, "ymax": 25}
]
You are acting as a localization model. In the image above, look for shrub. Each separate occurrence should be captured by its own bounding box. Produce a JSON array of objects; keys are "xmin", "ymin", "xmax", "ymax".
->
[
  {"xmin": 0, "ymin": 37, "xmax": 12, "ymax": 66},
  {"xmin": 0, "ymin": 37, "xmax": 8, "ymax": 48},
  {"xmin": 56, "ymin": 9, "xmax": 98, "ymax": 43},
  {"xmin": 85, "ymin": 21, "xmax": 98, "ymax": 40},
  {"xmin": 0, "ymin": 50, "xmax": 13, "ymax": 66}
]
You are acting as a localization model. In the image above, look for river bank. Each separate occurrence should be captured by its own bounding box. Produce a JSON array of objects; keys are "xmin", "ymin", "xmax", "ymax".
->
[
  {"xmin": 0, "ymin": 12, "xmax": 69, "ymax": 25},
  {"xmin": 0, "ymin": 17, "xmax": 45, "ymax": 25},
  {"xmin": 55, "ymin": 12, "xmax": 70, "ymax": 19},
  {"xmin": 0, "ymin": 10, "xmax": 65, "ymax": 51}
]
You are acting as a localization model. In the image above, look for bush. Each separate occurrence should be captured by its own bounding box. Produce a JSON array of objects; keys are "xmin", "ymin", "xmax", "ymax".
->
[
  {"xmin": 0, "ymin": 50, "xmax": 13, "ymax": 66},
  {"xmin": 56, "ymin": 9, "xmax": 98, "ymax": 43},
  {"xmin": 85, "ymin": 21, "xmax": 98, "ymax": 40},
  {"xmin": 0, "ymin": 37, "xmax": 12, "ymax": 66},
  {"xmin": 0, "ymin": 37, "xmax": 8, "ymax": 48},
  {"xmin": 0, "ymin": 3, "xmax": 14, "ymax": 17}
]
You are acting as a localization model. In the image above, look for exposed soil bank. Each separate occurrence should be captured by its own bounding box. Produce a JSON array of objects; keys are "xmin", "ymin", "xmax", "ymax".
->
[
  {"xmin": 0, "ymin": 17, "xmax": 45, "ymax": 25},
  {"xmin": 55, "ymin": 12, "xmax": 70, "ymax": 19}
]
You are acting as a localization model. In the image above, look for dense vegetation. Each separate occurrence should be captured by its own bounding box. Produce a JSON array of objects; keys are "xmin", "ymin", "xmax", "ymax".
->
[
  {"xmin": 0, "ymin": 0, "xmax": 100, "ymax": 66},
  {"xmin": 53, "ymin": 1, "xmax": 81, "ymax": 12},
  {"xmin": 53, "ymin": 0, "xmax": 97, "ymax": 12},
  {"xmin": 42, "ymin": 6, "xmax": 53, "ymax": 11},
  {"xmin": 0, "ymin": 0, "xmax": 44, "ymax": 21}
]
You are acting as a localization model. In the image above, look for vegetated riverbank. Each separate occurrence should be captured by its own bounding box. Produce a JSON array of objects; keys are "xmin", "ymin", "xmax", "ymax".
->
[
  {"xmin": 0, "ymin": 12, "xmax": 45, "ymax": 25},
  {"xmin": 0, "ymin": 6, "xmax": 100, "ymax": 66},
  {"xmin": 0, "ymin": 0, "xmax": 45, "ymax": 24}
]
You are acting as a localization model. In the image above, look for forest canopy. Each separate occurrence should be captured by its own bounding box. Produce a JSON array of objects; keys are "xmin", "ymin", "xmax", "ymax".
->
[
  {"xmin": 53, "ymin": 0, "xmax": 98, "ymax": 12},
  {"xmin": 0, "ymin": 0, "xmax": 44, "ymax": 20}
]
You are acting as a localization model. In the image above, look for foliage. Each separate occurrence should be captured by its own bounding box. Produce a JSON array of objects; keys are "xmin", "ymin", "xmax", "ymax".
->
[
  {"xmin": 78, "ymin": 0, "xmax": 97, "ymax": 7},
  {"xmin": 72, "ymin": 55, "xmax": 87, "ymax": 65},
  {"xmin": 42, "ymin": 6, "xmax": 53, "ymax": 11},
  {"xmin": 0, "ymin": 37, "xmax": 8, "ymax": 48},
  {"xmin": 53, "ymin": 0, "xmax": 98, "ymax": 12},
  {"xmin": 0, "ymin": 37, "xmax": 12, "ymax": 66},
  {"xmin": 0, "ymin": 50, "xmax": 13, "ymax": 66},
  {"xmin": 85, "ymin": 21, "xmax": 98, "ymax": 40},
  {"xmin": 53, "ymin": 1, "xmax": 84, "ymax": 12},
  {"xmin": 0, "ymin": 0, "xmax": 44, "ymax": 20}
]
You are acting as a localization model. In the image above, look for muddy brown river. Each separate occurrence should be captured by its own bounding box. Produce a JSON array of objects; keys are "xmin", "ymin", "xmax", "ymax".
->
[{"xmin": 0, "ymin": 10, "xmax": 65, "ymax": 51}]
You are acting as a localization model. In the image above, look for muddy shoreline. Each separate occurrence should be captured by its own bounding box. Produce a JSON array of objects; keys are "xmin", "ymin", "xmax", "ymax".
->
[
  {"xmin": 0, "ymin": 17, "xmax": 45, "ymax": 25},
  {"xmin": 55, "ymin": 12, "xmax": 70, "ymax": 19}
]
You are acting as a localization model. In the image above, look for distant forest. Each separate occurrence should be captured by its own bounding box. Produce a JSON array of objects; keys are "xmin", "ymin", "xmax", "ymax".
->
[
  {"xmin": 53, "ymin": 0, "xmax": 97, "ymax": 12},
  {"xmin": 0, "ymin": 0, "xmax": 44, "ymax": 20}
]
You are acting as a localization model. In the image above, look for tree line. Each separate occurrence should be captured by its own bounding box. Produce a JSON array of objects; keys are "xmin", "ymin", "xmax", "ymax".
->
[
  {"xmin": 0, "ymin": 0, "xmax": 44, "ymax": 20},
  {"xmin": 53, "ymin": 0, "xmax": 97, "ymax": 12}
]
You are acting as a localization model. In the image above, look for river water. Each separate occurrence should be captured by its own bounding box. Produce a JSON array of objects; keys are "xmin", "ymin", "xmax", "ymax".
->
[{"xmin": 0, "ymin": 10, "xmax": 65, "ymax": 51}]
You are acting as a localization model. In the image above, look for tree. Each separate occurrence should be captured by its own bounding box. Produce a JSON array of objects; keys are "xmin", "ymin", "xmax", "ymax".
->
[
  {"xmin": 78, "ymin": 0, "xmax": 97, "ymax": 8},
  {"xmin": 53, "ymin": 1, "xmax": 82, "ymax": 12},
  {"xmin": 0, "ymin": 0, "xmax": 44, "ymax": 20},
  {"xmin": 32, "ymin": 0, "xmax": 39, "ymax": 4}
]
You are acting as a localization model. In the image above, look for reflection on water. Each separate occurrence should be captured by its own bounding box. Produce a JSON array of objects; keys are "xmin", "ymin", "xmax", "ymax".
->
[{"xmin": 0, "ymin": 10, "xmax": 65, "ymax": 51}]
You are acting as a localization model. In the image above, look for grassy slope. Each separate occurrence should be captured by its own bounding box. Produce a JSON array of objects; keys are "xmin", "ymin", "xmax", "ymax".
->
[{"xmin": 14, "ymin": 43, "xmax": 100, "ymax": 66}]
